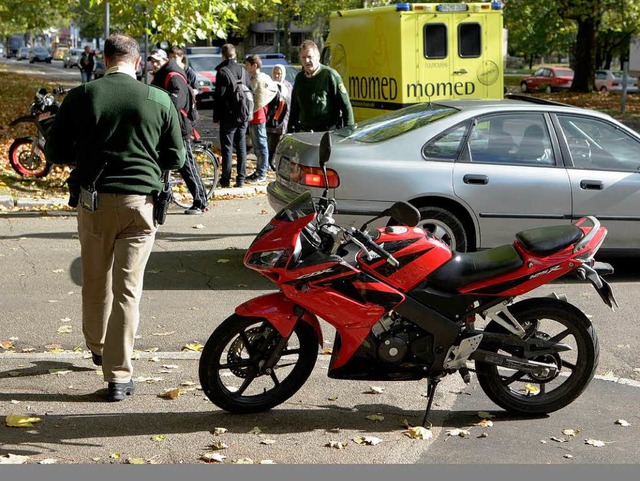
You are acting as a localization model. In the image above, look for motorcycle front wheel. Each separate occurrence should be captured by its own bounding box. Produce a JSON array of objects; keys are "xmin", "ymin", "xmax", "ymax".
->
[
  {"xmin": 9, "ymin": 137, "xmax": 51, "ymax": 178},
  {"xmin": 475, "ymin": 298, "xmax": 598, "ymax": 415},
  {"xmin": 199, "ymin": 314, "xmax": 318, "ymax": 414}
]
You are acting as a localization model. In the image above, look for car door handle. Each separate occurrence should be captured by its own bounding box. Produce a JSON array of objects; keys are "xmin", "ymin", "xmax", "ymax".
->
[
  {"xmin": 580, "ymin": 180, "xmax": 604, "ymax": 190},
  {"xmin": 463, "ymin": 174, "xmax": 488, "ymax": 185}
]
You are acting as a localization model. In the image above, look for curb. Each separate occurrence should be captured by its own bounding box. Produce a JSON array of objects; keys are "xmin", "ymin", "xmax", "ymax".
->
[{"xmin": 0, "ymin": 185, "xmax": 267, "ymax": 210}]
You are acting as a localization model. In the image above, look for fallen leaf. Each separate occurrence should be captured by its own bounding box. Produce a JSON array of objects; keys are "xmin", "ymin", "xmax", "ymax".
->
[
  {"xmin": 38, "ymin": 459, "xmax": 58, "ymax": 464},
  {"xmin": 10, "ymin": 400, "xmax": 19, "ymax": 404},
  {"xmin": 162, "ymin": 364, "xmax": 179, "ymax": 369},
  {"xmin": 148, "ymin": 356, "xmax": 160, "ymax": 363},
  {"xmin": 201, "ymin": 453, "xmax": 226, "ymax": 463},
  {"xmin": 550, "ymin": 436, "xmax": 569, "ymax": 443},
  {"xmin": 152, "ymin": 331, "xmax": 175, "ymax": 336},
  {"xmin": 353, "ymin": 436, "xmax": 383, "ymax": 446},
  {"xmin": 260, "ymin": 439, "xmax": 276, "ymax": 445},
  {"xmin": 193, "ymin": 224, "xmax": 206, "ymax": 229},
  {"xmin": 404, "ymin": 426, "xmax": 433, "ymax": 440},
  {"xmin": 234, "ymin": 457, "xmax": 254, "ymax": 464},
  {"xmin": 326, "ymin": 441, "xmax": 347, "ymax": 449},
  {"xmin": 211, "ymin": 427, "xmax": 228, "ymax": 436},
  {"xmin": 134, "ymin": 376, "xmax": 163, "ymax": 384},
  {"xmin": 585, "ymin": 439, "xmax": 606, "ymax": 447},
  {"xmin": 217, "ymin": 258, "xmax": 230, "ymax": 263},
  {"xmin": 0, "ymin": 454, "xmax": 30, "ymax": 464},
  {"xmin": 109, "ymin": 453, "xmax": 121, "ymax": 459},
  {"xmin": 477, "ymin": 433, "xmax": 489, "ymax": 438},
  {"xmin": 524, "ymin": 384, "xmax": 540, "ymax": 394},
  {"xmin": 126, "ymin": 458, "xmax": 146, "ymax": 464},
  {"xmin": 477, "ymin": 411, "xmax": 495, "ymax": 419},
  {"xmin": 260, "ymin": 460, "xmax": 276, "ymax": 464},
  {"xmin": 327, "ymin": 396, "xmax": 338, "ymax": 401},
  {"xmin": 152, "ymin": 435, "xmax": 166, "ymax": 442},
  {"xmin": 52, "ymin": 269, "xmax": 65, "ymax": 273},
  {"xmin": 6, "ymin": 415, "xmax": 42, "ymax": 428},
  {"xmin": 615, "ymin": 419, "xmax": 631, "ymax": 427},
  {"xmin": 182, "ymin": 342, "xmax": 204, "ymax": 352},
  {"xmin": 57, "ymin": 325, "xmax": 72, "ymax": 334},
  {"xmin": 366, "ymin": 414, "xmax": 384, "ymax": 422},
  {"xmin": 562, "ymin": 428, "xmax": 579, "ymax": 437},
  {"xmin": 181, "ymin": 381, "xmax": 196, "ymax": 387},
  {"xmin": 158, "ymin": 388, "xmax": 182, "ymax": 400},
  {"xmin": 366, "ymin": 386, "xmax": 385, "ymax": 394},
  {"xmin": 476, "ymin": 419, "xmax": 494, "ymax": 428},
  {"xmin": 564, "ymin": 454, "xmax": 574, "ymax": 459},
  {"xmin": 321, "ymin": 348, "xmax": 333, "ymax": 355},
  {"xmin": 48, "ymin": 369, "xmax": 72, "ymax": 376},
  {"xmin": 446, "ymin": 429, "xmax": 471, "ymax": 438},
  {"xmin": 210, "ymin": 441, "xmax": 228, "ymax": 450},
  {"xmin": 248, "ymin": 426, "xmax": 262, "ymax": 435}
]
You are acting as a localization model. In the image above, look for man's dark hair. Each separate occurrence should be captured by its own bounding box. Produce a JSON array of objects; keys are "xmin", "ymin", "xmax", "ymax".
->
[
  {"xmin": 244, "ymin": 54, "xmax": 262, "ymax": 68},
  {"xmin": 104, "ymin": 34, "xmax": 140, "ymax": 64},
  {"xmin": 169, "ymin": 46, "xmax": 184, "ymax": 57},
  {"xmin": 222, "ymin": 43, "xmax": 237, "ymax": 60}
]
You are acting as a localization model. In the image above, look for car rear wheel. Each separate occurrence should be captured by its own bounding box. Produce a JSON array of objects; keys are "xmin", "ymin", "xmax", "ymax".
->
[
  {"xmin": 599, "ymin": 86, "xmax": 608, "ymax": 92},
  {"xmin": 417, "ymin": 206, "xmax": 469, "ymax": 252}
]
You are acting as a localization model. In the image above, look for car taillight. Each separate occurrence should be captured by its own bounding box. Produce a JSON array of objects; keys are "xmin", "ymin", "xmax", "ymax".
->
[{"xmin": 290, "ymin": 162, "xmax": 340, "ymax": 188}]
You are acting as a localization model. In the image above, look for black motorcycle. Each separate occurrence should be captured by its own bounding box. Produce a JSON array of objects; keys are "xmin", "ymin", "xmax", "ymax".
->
[{"xmin": 8, "ymin": 87, "xmax": 68, "ymax": 178}]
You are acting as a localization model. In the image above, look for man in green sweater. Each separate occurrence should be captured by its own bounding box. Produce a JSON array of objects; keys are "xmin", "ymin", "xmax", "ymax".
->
[
  {"xmin": 45, "ymin": 33, "xmax": 185, "ymax": 402},
  {"xmin": 288, "ymin": 40, "xmax": 354, "ymax": 133}
]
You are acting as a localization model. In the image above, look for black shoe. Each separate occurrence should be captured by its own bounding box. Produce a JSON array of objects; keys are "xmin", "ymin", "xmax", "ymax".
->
[
  {"xmin": 185, "ymin": 206, "xmax": 204, "ymax": 215},
  {"xmin": 246, "ymin": 172, "xmax": 259, "ymax": 181},
  {"xmin": 217, "ymin": 181, "xmax": 230, "ymax": 189},
  {"xmin": 107, "ymin": 379, "xmax": 135, "ymax": 402},
  {"xmin": 91, "ymin": 351, "xmax": 102, "ymax": 367},
  {"xmin": 233, "ymin": 181, "xmax": 245, "ymax": 188}
]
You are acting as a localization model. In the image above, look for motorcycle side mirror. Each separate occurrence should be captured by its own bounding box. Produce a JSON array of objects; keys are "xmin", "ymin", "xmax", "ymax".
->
[
  {"xmin": 384, "ymin": 202, "xmax": 421, "ymax": 227},
  {"xmin": 319, "ymin": 132, "xmax": 332, "ymax": 168}
]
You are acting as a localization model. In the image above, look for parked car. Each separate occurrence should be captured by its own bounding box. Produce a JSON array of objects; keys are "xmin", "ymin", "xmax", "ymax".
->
[
  {"xmin": 16, "ymin": 47, "xmax": 30, "ymax": 60},
  {"xmin": 268, "ymin": 97, "xmax": 640, "ymax": 253},
  {"xmin": 186, "ymin": 53, "xmax": 222, "ymax": 104},
  {"xmin": 29, "ymin": 46, "xmax": 52, "ymax": 63},
  {"xmin": 63, "ymin": 48, "xmax": 83, "ymax": 68},
  {"xmin": 520, "ymin": 67, "xmax": 574, "ymax": 93},
  {"xmin": 52, "ymin": 46, "xmax": 68, "ymax": 61},
  {"xmin": 594, "ymin": 69, "xmax": 639, "ymax": 93}
]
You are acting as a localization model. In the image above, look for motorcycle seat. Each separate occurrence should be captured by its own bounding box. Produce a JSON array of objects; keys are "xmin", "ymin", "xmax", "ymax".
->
[
  {"xmin": 515, "ymin": 224, "xmax": 583, "ymax": 256},
  {"xmin": 427, "ymin": 244, "xmax": 523, "ymax": 291}
]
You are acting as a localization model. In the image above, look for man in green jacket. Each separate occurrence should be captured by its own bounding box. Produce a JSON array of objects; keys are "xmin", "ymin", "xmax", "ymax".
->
[
  {"xmin": 288, "ymin": 40, "xmax": 354, "ymax": 133},
  {"xmin": 45, "ymin": 33, "xmax": 185, "ymax": 402}
]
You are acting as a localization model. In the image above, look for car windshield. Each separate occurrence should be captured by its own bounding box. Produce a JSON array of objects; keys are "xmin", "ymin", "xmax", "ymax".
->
[
  {"xmin": 188, "ymin": 56, "xmax": 221, "ymax": 72},
  {"xmin": 334, "ymin": 103, "xmax": 458, "ymax": 143}
]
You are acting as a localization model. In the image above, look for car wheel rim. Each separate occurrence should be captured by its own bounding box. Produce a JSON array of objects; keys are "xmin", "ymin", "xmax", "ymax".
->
[{"xmin": 420, "ymin": 219, "xmax": 456, "ymax": 250}]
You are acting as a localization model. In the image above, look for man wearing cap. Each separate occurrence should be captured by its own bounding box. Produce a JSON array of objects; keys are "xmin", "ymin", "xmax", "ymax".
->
[{"xmin": 149, "ymin": 48, "xmax": 208, "ymax": 215}]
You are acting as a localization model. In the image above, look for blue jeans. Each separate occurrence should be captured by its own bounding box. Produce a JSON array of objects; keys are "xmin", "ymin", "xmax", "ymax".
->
[{"xmin": 249, "ymin": 122, "xmax": 269, "ymax": 177}]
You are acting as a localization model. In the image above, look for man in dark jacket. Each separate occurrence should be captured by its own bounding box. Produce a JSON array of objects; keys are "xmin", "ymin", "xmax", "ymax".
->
[
  {"xmin": 44, "ymin": 34, "xmax": 185, "ymax": 402},
  {"xmin": 150, "ymin": 48, "xmax": 208, "ymax": 214},
  {"xmin": 79, "ymin": 45, "xmax": 95, "ymax": 83},
  {"xmin": 213, "ymin": 43, "xmax": 249, "ymax": 188}
]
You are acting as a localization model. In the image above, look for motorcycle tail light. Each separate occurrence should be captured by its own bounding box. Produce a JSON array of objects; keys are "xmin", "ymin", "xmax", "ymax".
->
[
  {"xmin": 290, "ymin": 162, "xmax": 340, "ymax": 188},
  {"xmin": 247, "ymin": 249, "xmax": 291, "ymax": 269}
]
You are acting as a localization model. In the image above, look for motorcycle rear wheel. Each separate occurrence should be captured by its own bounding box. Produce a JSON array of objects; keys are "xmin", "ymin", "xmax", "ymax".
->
[
  {"xmin": 199, "ymin": 314, "xmax": 318, "ymax": 413},
  {"xmin": 9, "ymin": 137, "xmax": 51, "ymax": 178},
  {"xmin": 475, "ymin": 298, "xmax": 598, "ymax": 415}
]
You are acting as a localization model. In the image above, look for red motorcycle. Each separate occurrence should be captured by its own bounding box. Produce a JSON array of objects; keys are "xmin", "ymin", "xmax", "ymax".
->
[{"xmin": 199, "ymin": 133, "xmax": 617, "ymax": 424}]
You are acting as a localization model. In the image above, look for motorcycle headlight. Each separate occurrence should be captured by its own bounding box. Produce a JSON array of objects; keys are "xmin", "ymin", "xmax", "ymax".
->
[{"xmin": 247, "ymin": 249, "xmax": 291, "ymax": 269}]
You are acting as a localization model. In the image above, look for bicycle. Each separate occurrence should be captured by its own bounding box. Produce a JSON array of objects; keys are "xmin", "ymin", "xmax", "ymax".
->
[{"xmin": 169, "ymin": 136, "xmax": 220, "ymax": 208}]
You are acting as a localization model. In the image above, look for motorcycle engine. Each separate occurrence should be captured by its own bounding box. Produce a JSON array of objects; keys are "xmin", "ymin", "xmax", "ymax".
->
[{"xmin": 372, "ymin": 313, "xmax": 433, "ymax": 364}]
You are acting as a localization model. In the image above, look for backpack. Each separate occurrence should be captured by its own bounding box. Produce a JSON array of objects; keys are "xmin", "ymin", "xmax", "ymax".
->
[
  {"xmin": 163, "ymin": 70, "xmax": 199, "ymax": 123},
  {"xmin": 266, "ymin": 83, "xmax": 288, "ymax": 129},
  {"xmin": 221, "ymin": 66, "xmax": 254, "ymax": 124}
]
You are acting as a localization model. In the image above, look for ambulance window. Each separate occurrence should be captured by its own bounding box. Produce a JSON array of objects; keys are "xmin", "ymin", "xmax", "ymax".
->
[
  {"xmin": 424, "ymin": 24, "xmax": 447, "ymax": 59},
  {"xmin": 422, "ymin": 122, "xmax": 470, "ymax": 162},
  {"xmin": 459, "ymin": 23, "xmax": 481, "ymax": 58}
]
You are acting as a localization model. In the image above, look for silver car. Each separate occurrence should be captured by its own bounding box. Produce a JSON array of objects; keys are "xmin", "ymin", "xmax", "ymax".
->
[{"xmin": 268, "ymin": 98, "xmax": 640, "ymax": 252}]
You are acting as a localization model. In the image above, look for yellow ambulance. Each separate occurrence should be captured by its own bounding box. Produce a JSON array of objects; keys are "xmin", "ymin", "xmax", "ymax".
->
[{"xmin": 321, "ymin": 2, "xmax": 505, "ymax": 121}]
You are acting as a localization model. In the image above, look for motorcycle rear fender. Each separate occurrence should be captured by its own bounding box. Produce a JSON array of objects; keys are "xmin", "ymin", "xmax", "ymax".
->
[
  {"xmin": 235, "ymin": 292, "xmax": 323, "ymax": 347},
  {"xmin": 9, "ymin": 116, "xmax": 36, "ymax": 127}
]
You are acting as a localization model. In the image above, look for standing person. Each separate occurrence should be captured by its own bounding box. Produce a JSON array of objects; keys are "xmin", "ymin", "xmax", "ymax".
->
[
  {"xmin": 149, "ymin": 48, "xmax": 208, "ymax": 214},
  {"xmin": 79, "ymin": 45, "xmax": 95, "ymax": 83},
  {"xmin": 244, "ymin": 54, "xmax": 277, "ymax": 183},
  {"xmin": 288, "ymin": 40, "xmax": 354, "ymax": 133},
  {"xmin": 213, "ymin": 43, "xmax": 250, "ymax": 188},
  {"xmin": 44, "ymin": 33, "xmax": 185, "ymax": 402},
  {"xmin": 267, "ymin": 64, "xmax": 292, "ymax": 171},
  {"xmin": 168, "ymin": 46, "xmax": 198, "ymax": 99}
]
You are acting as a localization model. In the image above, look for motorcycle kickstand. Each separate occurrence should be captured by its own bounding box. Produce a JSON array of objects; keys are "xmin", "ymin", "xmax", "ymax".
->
[{"xmin": 421, "ymin": 378, "xmax": 441, "ymax": 428}]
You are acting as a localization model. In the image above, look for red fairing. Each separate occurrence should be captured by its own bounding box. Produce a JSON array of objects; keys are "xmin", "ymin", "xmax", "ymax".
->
[{"xmin": 357, "ymin": 226, "xmax": 452, "ymax": 292}]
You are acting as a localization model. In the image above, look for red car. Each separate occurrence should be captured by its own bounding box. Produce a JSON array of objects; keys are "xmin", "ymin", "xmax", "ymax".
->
[{"xmin": 520, "ymin": 66, "xmax": 574, "ymax": 93}]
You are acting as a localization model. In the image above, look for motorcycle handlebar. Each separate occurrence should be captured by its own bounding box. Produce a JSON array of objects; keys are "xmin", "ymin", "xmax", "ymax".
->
[{"xmin": 349, "ymin": 228, "xmax": 399, "ymax": 268}]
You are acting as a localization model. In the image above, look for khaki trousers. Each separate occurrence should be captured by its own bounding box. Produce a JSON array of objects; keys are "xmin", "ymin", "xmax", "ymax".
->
[{"xmin": 78, "ymin": 193, "xmax": 157, "ymax": 383}]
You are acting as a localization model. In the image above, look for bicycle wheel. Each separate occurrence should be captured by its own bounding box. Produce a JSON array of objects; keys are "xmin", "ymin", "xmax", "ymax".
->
[{"xmin": 170, "ymin": 144, "xmax": 219, "ymax": 208}]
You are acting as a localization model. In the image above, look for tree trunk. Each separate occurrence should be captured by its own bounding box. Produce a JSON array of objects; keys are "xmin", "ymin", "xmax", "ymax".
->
[{"xmin": 571, "ymin": 18, "xmax": 597, "ymax": 92}]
